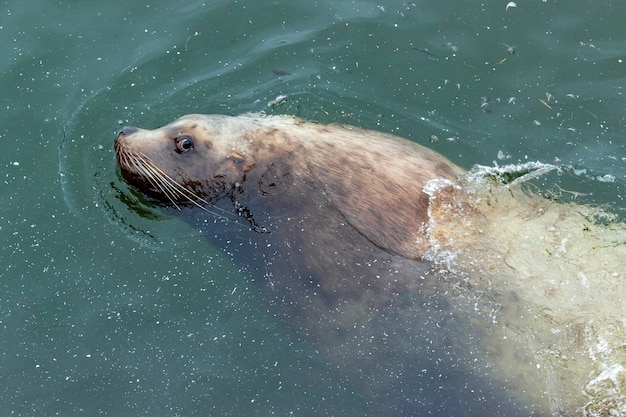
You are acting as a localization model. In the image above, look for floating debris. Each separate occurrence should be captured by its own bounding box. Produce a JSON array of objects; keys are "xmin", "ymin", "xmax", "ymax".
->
[
  {"xmin": 596, "ymin": 174, "xmax": 616, "ymax": 183},
  {"xmin": 481, "ymin": 96, "xmax": 492, "ymax": 113},
  {"xmin": 444, "ymin": 42, "xmax": 459, "ymax": 52},
  {"xmin": 410, "ymin": 46, "xmax": 439, "ymax": 60},
  {"xmin": 267, "ymin": 94, "xmax": 288, "ymax": 107},
  {"xmin": 506, "ymin": 2, "xmax": 517, "ymax": 11},
  {"xmin": 503, "ymin": 43, "xmax": 516, "ymax": 54},
  {"xmin": 539, "ymin": 99, "xmax": 552, "ymax": 109},
  {"xmin": 272, "ymin": 69, "xmax": 290, "ymax": 76}
]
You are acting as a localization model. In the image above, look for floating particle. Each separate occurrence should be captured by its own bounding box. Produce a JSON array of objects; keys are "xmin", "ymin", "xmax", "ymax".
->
[
  {"xmin": 444, "ymin": 42, "xmax": 459, "ymax": 52},
  {"xmin": 506, "ymin": 2, "xmax": 517, "ymax": 10}
]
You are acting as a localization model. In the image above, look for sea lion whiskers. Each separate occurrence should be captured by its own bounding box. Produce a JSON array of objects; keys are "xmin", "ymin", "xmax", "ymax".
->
[
  {"xmin": 118, "ymin": 147, "xmax": 241, "ymax": 225},
  {"xmin": 131, "ymin": 152, "xmax": 186, "ymax": 210}
]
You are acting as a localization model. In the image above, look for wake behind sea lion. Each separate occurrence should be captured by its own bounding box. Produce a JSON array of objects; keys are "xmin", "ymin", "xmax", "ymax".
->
[{"xmin": 114, "ymin": 113, "xmax": 626, "ymax": 416}]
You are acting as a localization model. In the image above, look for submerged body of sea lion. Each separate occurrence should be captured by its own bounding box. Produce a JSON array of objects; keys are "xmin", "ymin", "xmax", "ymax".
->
[{"xmin": 114, "ymin": 113, "xmax": 626, "ymax": 416}]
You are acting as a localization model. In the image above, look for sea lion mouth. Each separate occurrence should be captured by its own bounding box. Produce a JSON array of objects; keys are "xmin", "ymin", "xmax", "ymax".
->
[{"xmin": 114, "ymin": 137, "xmax": 210, "ymax": 211}]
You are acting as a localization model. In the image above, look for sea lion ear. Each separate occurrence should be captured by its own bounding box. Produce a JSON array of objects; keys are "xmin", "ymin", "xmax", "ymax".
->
[
  {"xmin": 226, "ymin": 150, "xmax": 255, "ymax": 170},
  {"xmin": 227, "ymin": 150, "xmax": 246, "ymax": 163}
]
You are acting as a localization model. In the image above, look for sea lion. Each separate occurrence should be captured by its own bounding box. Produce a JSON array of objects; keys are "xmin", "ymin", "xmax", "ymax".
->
[{"xmin": 114, "ymin": 113, "xmax": 626, "ymax": 416}]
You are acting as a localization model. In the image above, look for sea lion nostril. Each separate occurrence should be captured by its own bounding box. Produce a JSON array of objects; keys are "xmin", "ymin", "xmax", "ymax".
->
[{"xmin": 118, "ymin": 126, "xmax": 138, "ymax": 137}]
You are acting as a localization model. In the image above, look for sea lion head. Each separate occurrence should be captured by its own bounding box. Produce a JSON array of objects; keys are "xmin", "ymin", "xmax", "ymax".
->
[{"xmin": 114, "ymin": 114, "xmax": 255, "ymax": 209}]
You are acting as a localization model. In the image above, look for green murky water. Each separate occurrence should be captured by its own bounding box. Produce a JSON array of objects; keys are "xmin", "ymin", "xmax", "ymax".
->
[{"xmin": 1, "ymin": 1, "xmax": 625, "ymax": 415}]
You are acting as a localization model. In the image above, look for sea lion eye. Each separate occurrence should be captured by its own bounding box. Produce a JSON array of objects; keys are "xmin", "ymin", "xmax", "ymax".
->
[{"xmin": 175, "ymin": 136, "xmax": 194, "ymax": 153}]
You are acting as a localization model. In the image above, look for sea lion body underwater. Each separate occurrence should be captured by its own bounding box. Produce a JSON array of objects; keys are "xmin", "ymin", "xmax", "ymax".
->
[{"xmin": 115, "ymin": 113, "xmax": 626, "ymax": 416}]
